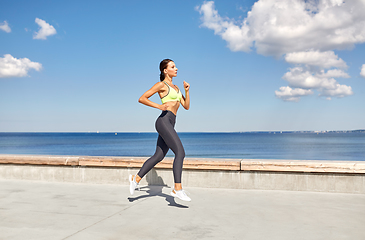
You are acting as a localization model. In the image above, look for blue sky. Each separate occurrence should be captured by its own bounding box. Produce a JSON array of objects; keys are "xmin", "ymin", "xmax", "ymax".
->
[{"xmin": 1, "ymin": 0, "xmax": 364, "ymax": 132}]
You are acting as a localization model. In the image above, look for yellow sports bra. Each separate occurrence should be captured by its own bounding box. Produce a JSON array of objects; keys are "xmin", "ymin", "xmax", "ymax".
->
[{"xmin": 161, "ymin": 81, "xmax": 182, "ymax": 104}]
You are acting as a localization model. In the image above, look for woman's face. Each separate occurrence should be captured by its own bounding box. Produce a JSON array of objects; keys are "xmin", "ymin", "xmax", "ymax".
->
[{"xmin": 164, "ymin": 61, "xmax": 178, "ymax": 78}]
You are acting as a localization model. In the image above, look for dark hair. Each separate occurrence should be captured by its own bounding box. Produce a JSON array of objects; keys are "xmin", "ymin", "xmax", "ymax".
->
[{"xmin": 159, "ymin": 59, "xmax": 173, "ymax": 81}]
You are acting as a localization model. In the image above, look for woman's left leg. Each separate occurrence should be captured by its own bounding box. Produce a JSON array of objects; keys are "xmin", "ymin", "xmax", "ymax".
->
[{"xmin": 159, "ymin": 125, "xmax": 192, "ymax": 201}]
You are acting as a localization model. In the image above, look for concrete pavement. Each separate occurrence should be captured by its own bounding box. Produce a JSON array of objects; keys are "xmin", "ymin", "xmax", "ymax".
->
[{"xmin": 0, "ymin": 179, "xmax": 364, "ymax": 240}]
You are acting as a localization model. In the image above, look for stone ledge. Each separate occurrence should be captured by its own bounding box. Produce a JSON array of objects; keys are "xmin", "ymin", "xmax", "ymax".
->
[
  {"xmin": 0, "ymin": 155, "xmax": 364, "ymax": 173},
  {"xmin": 78, "ymin": 156, "xmax": 241, "ymax": 170},
  {"xmin": 0, "ymin": 154, "xmax": 79, "ymax": 166},
  {"xmin": 241, "ymin": 159, "xmax": 365, "ymax": 173}
]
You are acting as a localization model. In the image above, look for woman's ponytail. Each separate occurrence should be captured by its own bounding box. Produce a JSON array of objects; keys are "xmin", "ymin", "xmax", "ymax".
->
[{"xmin": 160, "ymin": 72, "xmax": 165, "ymax": 81}]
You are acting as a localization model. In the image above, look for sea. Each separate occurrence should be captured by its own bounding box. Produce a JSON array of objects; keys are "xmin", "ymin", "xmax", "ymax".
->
[{"xmin": 0, "ymin": 132, "xmax": 364, "ymax": 161}]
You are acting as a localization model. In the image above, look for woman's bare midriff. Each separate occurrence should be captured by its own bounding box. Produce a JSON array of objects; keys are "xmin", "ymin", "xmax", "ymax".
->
[{"xmin": 165, "ymin": 101, "xmax": 180, "ymax": 115}]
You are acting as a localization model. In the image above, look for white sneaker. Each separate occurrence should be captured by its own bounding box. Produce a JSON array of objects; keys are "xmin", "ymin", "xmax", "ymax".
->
[
  {"xmin": 129, "ymin": 174, "xmax": 139, "ymax": 195},
  {"xmin": 170, "ymin": 189, "xmax": 191, "ymax": 202}
]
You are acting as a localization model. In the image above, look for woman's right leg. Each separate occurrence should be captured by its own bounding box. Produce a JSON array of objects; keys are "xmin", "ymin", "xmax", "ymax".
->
[
  {"xmin": 130, "ymin": 135, "xmax": 168, "ymax": 195},
  {"xmin": 135, "ymin": 135, "xmax": 169, "ymax": 181}
]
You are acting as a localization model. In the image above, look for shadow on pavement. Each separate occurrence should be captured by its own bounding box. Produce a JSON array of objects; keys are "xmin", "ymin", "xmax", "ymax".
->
[
  {"xmin": 128, "ymin": 186, "xmax": 188, "ymax": 208},
  {"xmin": 127, "ymin": 169, "xmax": 189, "ymax": 208}
]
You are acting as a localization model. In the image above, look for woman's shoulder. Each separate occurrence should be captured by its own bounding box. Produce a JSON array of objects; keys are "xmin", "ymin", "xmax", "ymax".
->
[
  {"xmin": 153, "ymin": 81, "xmax": 165, "ymax": 87},
  {"xmin": 151, "ymin": 81, "xmax": 167, "ymax": 91}
]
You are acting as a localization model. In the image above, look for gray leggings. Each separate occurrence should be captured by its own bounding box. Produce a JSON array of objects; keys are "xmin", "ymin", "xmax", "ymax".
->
[{"xmin": 137, "ymin": 110, "xmax": 185, "ymax": 183}]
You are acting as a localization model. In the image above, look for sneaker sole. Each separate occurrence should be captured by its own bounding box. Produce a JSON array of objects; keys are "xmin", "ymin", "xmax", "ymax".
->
[
  {"xmin": 170, "ymin": 191, "xmax": 191, "ymax": 202},
  {"xmin": 129, "ymin": 175, "xmax": 135, "ymax": 195}
]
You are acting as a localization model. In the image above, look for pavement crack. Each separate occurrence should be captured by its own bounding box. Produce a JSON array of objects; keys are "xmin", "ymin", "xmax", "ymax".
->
[{"xmin": 61, "ymin": 198, "xmax": 148, "ymax": 240}]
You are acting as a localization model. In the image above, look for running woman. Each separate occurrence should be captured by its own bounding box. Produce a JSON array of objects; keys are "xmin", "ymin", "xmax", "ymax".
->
[{"xmin": 129, "ymin": 59, "xmax": 191, "ymax": 201}]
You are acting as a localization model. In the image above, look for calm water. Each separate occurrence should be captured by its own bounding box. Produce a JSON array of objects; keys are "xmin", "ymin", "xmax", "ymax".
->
[{"xmin": 0, "ymin": 132, "xmax": 364, "ymax": 161}]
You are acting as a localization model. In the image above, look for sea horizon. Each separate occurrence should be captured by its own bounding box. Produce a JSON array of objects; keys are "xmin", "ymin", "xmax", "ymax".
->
[
  {"xmin": 1, "ymin": 129, "xmax": 364, "ymax": 133},
  {"xmin": 1, "ymin": 131, "xmax": 364, "ymax": 161}
]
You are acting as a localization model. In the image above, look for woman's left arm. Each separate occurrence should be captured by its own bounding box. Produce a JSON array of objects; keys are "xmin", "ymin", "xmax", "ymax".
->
[{"xmin": 180, "ymin": 81, "xmax": 190, "ymax": 110}]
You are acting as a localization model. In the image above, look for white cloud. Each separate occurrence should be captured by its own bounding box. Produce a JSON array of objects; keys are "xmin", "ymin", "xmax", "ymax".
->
[
  {"xmin": 0, "ymin": 20, "xmax": 11, "ymax": 33},
  {"xmin": 275, "ymin": 86, "xmax": 313, "ymax": 102},
  {"xmin": 0, "ymin": 54, "xmax": 42, "ymax": 78},
  {"xmin": 196, "ymin": 1, "xmax": 252, "ymax": 52},
  {"xmin": 33, "ymin": 18, "xmax": 56, "ymax": 40},
  {"xmin": 197, "ymin": 0, "xmax": 365, "ymax": 56},
  {"xmin": 319, "ymin": 84, "xmax": 353, "ymax": 98},
  {"xmin": 316, "ymin": 69, "xmax": 350, "ymax": 79},
  {"xmin": 361, "ymin": 64, "xmax": 365, "ymax": 78},
  {"xmin": 281, "ymin": 65, "xmax": 352, "ymax": 99},
  {"xmin": 197, "ymin": 1, "xmax": 362, "ymax": 101},
  {"xmin": 281, "ymin": 50, "xmax": 352, "ymax": 99},
  {"xmin": 285, "ymin": 51, "xmax": 347, "ymax": 69},
  {"xmin": 283, "ymin": 67, "xmax": 332, "ymax": 89}
]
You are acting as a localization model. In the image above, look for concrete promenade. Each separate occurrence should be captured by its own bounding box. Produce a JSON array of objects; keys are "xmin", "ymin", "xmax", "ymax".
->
[{"xmin": 1, "ymin": 179, "xmax": 365, "ymax": 240}]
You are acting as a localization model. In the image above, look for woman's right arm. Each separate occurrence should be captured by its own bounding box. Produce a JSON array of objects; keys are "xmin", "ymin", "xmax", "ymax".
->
[{"xmin": 138, "ymin": 82, "xmax": 168, "ymax": 111}]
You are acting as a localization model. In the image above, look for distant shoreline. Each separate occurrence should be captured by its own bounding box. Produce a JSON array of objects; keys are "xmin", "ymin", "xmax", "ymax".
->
[{"xmin": 0, "ymin": 130, "xmax": 364, "ymax": 134}]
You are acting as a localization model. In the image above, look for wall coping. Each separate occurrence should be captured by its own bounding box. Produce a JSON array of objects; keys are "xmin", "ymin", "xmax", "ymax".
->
[{"xmin": 0, "ymin": 154, "xmax": 364, "ymax": 174}]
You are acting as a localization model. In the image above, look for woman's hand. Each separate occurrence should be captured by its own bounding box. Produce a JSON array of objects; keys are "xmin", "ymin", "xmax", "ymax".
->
[
  {"xmin": 180, "ymin": 81, "xmax": 190, "ymax": 110},
  {"xmin": 159, "ymin": 103, "xmax": 170, "ymax": 111},
  {"xmin": 183, "ymin": 81, "xmax": 190, "ymax": 92}
]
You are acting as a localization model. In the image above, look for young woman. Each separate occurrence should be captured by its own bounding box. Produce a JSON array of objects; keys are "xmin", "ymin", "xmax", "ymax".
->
[{"xmin": 129, "ymin": 59, "xmax": 191, "ymax": 201}]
